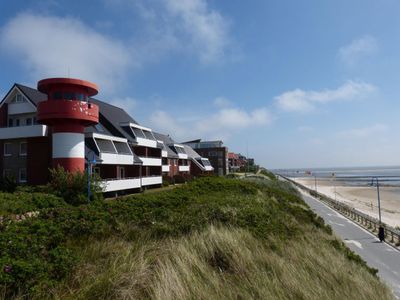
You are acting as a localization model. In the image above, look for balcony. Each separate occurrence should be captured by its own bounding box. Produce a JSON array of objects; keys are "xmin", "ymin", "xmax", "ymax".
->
[
  {"xmin": 101, "ymin": 177, "xmax": 141, "ymax": 192},
  {"xmin": 179, "ymin": 165, "xmax": 190, "ymax": 172},
  {"xmin": 162, "ymin": 165, "xmax": 170, "ymax": 172},
  {"xmin": 37, "ymin": 100, "xmax": 99, "ymax": 126},
  {"xmin": 139, "ymin": 157, "xmax": 162, "ymax": 166},
  {"xmin": 99, "ymin": 152, "xmax": 134, "ymax": 165},
  {"xmin": 136, "ymin": 137, "xmax": 157, "ymax": 148},
  {"xmin": 0, "ymin": 125, "xmax": 47, "ymax": 139},
  {"xmin": 142, "ymin": 176, "xmax": 162, "ymax": 186},
  {"xmin": 178, "ymin": 153, "xmax": 188, "ymax": 159}
]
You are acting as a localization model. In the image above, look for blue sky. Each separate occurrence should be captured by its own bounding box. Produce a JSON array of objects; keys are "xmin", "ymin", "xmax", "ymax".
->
[{"xmin": 1, "ymin": 0, "xmax": 400, "ymax": 169}]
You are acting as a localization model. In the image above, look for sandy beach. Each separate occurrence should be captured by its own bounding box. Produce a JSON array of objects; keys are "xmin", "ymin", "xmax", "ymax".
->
[{"xmin": 294, "ymin": 177, "xmax": 400, "ymax": 228}]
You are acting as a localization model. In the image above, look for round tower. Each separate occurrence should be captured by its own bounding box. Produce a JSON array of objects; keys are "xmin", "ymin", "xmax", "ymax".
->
[{"xmin": 37, "ymin": 78, "xmax": 99, "ymax": 173}]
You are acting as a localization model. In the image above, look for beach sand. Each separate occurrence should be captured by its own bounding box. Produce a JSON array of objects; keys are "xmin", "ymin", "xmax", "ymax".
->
[{"xmin": 294, "ymin": 177, "xmax": 400, "ymax": 228}]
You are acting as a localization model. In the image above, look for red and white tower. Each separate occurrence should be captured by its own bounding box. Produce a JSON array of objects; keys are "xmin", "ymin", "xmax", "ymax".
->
[{"xmin": 37, "ymin": 78, "xmax": 99, "ymax": 173}]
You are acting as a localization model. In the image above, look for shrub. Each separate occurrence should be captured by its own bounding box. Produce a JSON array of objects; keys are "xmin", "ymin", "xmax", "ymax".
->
[
  {"xmin": 0, "ymin": 192, "xmax": 66, "ymax": 215},
  {"xmin": 48, "ymin": 167, "xmax": 103, "ymax": 205},
  {"xmin": 0, "ymin": 175, "xmax": 17, "ymax": 193}
]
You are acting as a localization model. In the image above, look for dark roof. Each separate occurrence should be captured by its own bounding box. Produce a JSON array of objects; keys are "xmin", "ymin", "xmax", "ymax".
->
[
  {"xmin": 153, "ymin": 132, "xmax": 175, "ymax": 144},
  {"xmin": 89, "ymin": 98, "xmax": 140, "ymax": 141},
  {"xmin": 153, "ymin": 132, "xmax": 179, "ymax": 158},
  {"xmin": 182, "ymin": 139, "xmax": 201, "ymax": 144},
  {"xmin": 15, "ymin": 84, "xmax": 47, "ymax": 105},
  {"xmin": 183, "ymin": 145, "xmax": 201, "ymax": 159},
  {"xmin": 90, "ymin": 98, "xmax": 138, "ymax": 125}
]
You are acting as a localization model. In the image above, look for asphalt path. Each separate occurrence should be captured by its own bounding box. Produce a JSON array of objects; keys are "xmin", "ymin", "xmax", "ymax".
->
[{"xmin": 299, "ymin": 189, "xmax": 400, "ymax": 299}]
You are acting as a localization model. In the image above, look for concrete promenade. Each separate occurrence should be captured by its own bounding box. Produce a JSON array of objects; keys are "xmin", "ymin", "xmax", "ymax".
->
[{"xmin": 300, "ymin": 190, "xmax": 400, "ymax": 299}]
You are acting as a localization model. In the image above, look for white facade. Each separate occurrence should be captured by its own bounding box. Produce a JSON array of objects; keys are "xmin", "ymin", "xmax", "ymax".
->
[
  {"xmin": 53, "ymin": 132, "xmax": 85, "ymax": 158},
  {"xmin": 140, "ymin": 157, "xmax": 162, "ymax": 166},
  {"xmin": 142, "ymin": 176, "xmax": 162, "ymax": 186},
  {"xmin": 179, "ymin": 165, "xmax": 190, "ymax": 172},
  {"xmin": 0, "ymin": 125, "xmax": 47, "ymax": 139},
  {"xmin": 102, "ymin": 178, "xmax": 141, "ymax": 192}
]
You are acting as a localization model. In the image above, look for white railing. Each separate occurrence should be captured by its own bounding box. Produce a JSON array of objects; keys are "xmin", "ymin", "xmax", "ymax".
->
[
  {"xmin": 179, "ymin": 165, "xmax": 190, "ymax": 172},
  {"xmin": 161, "ymin": 150, "xmax": 168, "ymax": 157},
  {"xmin": 178, "ymin": 153, "xmax": 188, "ymax": 159},
  {"xmin": 99, "ymin": 152, "xmax": 134, "ymax": 165},
  {"xmin": 140, "ymin": 157, "xmax": 162, "ymax": 166},
  {"xmin": 162, "ymin": 165, "xmax": 170, "ymax": 172},
  {"xmin": 101, "ymin": 177, "xmax": 141, "ymax": 192},
  {"xmin": 136, "ymin": 137, "xmax": 157, "ymax": 148},
  {"xmin": 0, "ymin": 125, "xmax": 47, "ymax": 139},
  {"xmin": 142, "ymin": 176, "xmax": 162, "ymax": 186}
]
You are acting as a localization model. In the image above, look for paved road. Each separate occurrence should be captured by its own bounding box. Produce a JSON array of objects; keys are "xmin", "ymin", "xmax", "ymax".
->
[{"xmin": 299, "ymin": 189, "xmax": 400, "ymax": 299}]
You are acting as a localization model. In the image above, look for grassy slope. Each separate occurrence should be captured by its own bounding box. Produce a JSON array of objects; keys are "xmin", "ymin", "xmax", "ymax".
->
[{"xmin": 0, "ymin": 177, "xmax": 392, "ymax": 299}]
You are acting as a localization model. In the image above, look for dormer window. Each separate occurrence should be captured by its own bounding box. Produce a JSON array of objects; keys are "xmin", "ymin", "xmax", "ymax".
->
[{"xmin": 14, "ymin": 94, "xmax": 24, "ymax": 103}]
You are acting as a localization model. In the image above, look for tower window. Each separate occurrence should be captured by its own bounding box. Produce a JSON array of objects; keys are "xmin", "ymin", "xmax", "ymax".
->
[
  {"xmin": 4, "ymin": 143, "xmax": 12, "ymax": 156},
  {"xmin": 20, "ymin": 142, "xmax": 27, "ymax": 156},
  {"xmin": 19, "ymin": 168, "xmax": 27, "ymax": 183}
]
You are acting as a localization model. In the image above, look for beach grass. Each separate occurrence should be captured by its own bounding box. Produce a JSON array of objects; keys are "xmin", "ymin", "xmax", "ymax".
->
[{"xmin": 0, "ymin": 177, "xmax": 392, "ymax": 299}]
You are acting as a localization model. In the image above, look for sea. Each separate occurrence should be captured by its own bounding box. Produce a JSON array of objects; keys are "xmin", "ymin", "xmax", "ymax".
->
[{"xmin": 273, "ymin": 166, "xmax": 400, "ymax": 187}]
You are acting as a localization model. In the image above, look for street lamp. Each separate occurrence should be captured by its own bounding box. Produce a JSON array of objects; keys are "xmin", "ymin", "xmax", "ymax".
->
[
  {"xmin": 87, "ymin": 151, "xmax": 102, "ymax": 203},
  {"xmin": 371, "ymin": 177, "xmax": 384, "ymax": 242}
]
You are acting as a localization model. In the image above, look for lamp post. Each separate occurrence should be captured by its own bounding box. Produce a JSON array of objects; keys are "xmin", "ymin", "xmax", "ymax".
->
[
  {"xmin": 87, "ymin": 151, "xmax": 102, "ymax": 203},
  {"xmin": 371, "ymin": 177, "xmax": 384, "ymax": 242},
  {"xmin": 370, "ymin": 177, "xmax": 382, "ymax": 224},
  {"xmin": 314, "ymin": 175, "xmax": 317, "ymax": 193}
]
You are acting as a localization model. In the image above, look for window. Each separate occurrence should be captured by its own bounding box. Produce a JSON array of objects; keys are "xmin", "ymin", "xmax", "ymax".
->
[
  {"xmin": 53, "ymin": 91, "xmax": 63, "ymax": 100},
  {"xmin": 4, "ymin": 143, "xmax": 12, "ymax": 156},
  {"xmin": 33, "ymin": 117, "xmax": 37, "ymax": 124},
  {"xmin": 64, "ymin": 92, "xmax": 75, "ymax": 100},
  {"xmin": 20, "ymin": 142, "xmax": 27, "ymax": 156},
  {"xmin": 14, "ymin": 94, "xmax": 24, "ymax": 102},
  {"xmin": 118, "ymin": 167, "xmax": 125, "ymax": 179},
  {"xmin": 132, "ymin": 127, "xmax": 146, "ymax": 138},
  {"xmin": 94, "ymin": 124, "xmax": 104, "ymax": 132},
  {"xmin": 8, "ymin": 119, "xmax": 13, "ymax": 127},
  {"xmin": 19, "ymin": 168, "xmax": 27, "ymax": 183},
  {"xmin": 26, "ymin": 118, "xmax": 32, "ymax": 126},
  {"xmin": 15, "ymin": 119, "xmax": 20, "ymax": 127},
  {"xmin": 95, "ymin": 139, "xmax": 116, "ymax": 153},
  {"xmin": 209, "ymin": 151, "xmax": 218, "ymax": 157},
  {"xmin": 3, "ymin": 169, "xmax": 13, "ymax": 178}
]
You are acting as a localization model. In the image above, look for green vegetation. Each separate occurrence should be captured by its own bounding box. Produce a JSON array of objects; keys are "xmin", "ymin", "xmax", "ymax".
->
[
  {"xmin": 0, "ymin": 177, "xmax": 392, "ymax": 299},
  {"xmin": 259, "ymin": 168, "xmax": 277, "ymax": 180}
]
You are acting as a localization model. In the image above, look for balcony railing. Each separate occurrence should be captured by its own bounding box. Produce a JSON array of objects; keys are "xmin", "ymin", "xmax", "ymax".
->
[{"xmin": 0, "ymin": 125, "xmax": 47, "ymax": 139}]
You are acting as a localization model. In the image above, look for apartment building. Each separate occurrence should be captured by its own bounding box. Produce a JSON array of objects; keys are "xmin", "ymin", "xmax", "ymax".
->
[
  {"xmin": 182, "ymin": 139, "xmax": 228, "ymax": 176},
  {"xmin": 0, "ymin": 78, "xmax": 162, "ymax": 195},
  {"xmin": 153, "ymin": 132, "xmax": 214, "ymax": 178}
]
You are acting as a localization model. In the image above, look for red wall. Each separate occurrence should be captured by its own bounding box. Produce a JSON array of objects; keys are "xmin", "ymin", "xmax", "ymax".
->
[{"xmin": 0, "ymin": 104, "xmax": 8, "ymax": 128}]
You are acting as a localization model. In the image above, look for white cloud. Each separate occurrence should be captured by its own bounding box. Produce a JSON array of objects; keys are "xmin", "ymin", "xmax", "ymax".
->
[
  {"xmin": 149, "ymin": 110, "xmax": 189, "ymax": 140},
  {"xmin": 0, "ymin": 2, "xmax": 233, "ymax": 93},
  {"xmin": 162, "ymin": 0, "xmax": 231, "ymax": 64},
  {"xmin": 337, "ymin": 124, "xmax": 388, "ymax": 139},
  {"xmin": 0, "ymin": 13, "xmax": 132, "ymax": 93},
  {"xmin": 149, "ymin": 102, "xmax": 272, "ymax": 141},
  {"xmin": 213, "ymin": 96, "xmax": 231, "ymax": 108},
  {"xmin": 338, "ymin": 35, "xmax": 378, "ymax": 66},
  {"xmin": 276, "ymin": 80, "xmax": 376, "ymax": 112}
]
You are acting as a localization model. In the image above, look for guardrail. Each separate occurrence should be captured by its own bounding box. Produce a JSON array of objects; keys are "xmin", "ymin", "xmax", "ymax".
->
[{"xmin": 280, "ymin": 175, "xmax": 400, "ymax": 247}]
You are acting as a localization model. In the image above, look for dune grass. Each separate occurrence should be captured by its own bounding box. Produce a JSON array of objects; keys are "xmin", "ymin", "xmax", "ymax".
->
[
  {"xmin": 51, "ymin": 225, "xmax": 391, "ymax": 300},
  {"xmin": 0, "ymin": 177, "xmax": 393, "ymax": 299}
]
